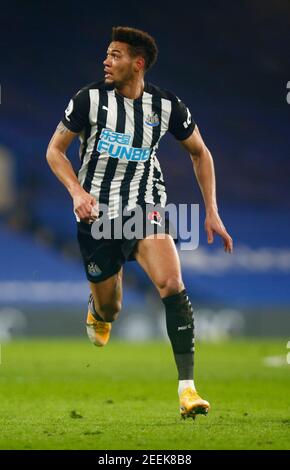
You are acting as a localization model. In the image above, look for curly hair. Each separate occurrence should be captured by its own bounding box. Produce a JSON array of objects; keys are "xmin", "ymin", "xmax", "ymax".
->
[{"xmin": 111, "ymin": 26, "xmax": 158, "ymax": 72}]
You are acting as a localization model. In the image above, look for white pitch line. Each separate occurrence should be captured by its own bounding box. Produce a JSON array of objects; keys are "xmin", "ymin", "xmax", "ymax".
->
[{"xmin": 263, "ymin": 356, "xmax": 287, "ymax": 367}]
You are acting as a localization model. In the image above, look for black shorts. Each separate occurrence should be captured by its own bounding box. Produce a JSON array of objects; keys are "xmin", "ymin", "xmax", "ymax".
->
[{"xmin": 77, "ymin": 205, "xmax": 176, "ymax": 283}]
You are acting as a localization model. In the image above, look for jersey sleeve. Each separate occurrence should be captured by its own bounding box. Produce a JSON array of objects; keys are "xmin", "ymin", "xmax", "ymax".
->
[
  {"xmin": 168, "ymin": 96, "xmax": 195, "ymax": 141},
  {"xmin": 61, "ymin": 88, "xmax": 90, "ymax": 133}
]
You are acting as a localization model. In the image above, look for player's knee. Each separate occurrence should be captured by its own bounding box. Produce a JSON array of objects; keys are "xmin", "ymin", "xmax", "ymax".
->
[
  {"xmin": 98, "ymin": 300, "xmax": 122, "ymax": 322},
  {"xmin": 158, "ymin": 276, "xmax": 184, "ymax": 298}
]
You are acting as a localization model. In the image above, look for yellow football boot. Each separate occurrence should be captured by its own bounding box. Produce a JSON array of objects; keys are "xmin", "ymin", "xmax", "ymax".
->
[
  {"xmin": 86, "ymin": 297, "xmax": 112, "ymax": 347},
  {"xmin": 179, "ymin": 388, "xmax": 210, "ymax": 420}
]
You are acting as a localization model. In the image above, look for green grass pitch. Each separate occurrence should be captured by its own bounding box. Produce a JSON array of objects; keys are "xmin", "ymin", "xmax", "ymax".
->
[{"xmin": 0, "ymin": 338, "xmax": 289, "ymax": 450}]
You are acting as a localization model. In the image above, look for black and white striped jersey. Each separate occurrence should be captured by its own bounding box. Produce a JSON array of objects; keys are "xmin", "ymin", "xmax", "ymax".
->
[{"xmin": 62, "ymin": 80, "xmax": 195, "ymax": 219}]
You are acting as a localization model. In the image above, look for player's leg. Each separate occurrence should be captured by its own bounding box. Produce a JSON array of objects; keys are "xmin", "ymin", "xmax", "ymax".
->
[
  {"xmin": 134, "ymin": 234, "xmax": 210, "ymax": 418},
  {"xmin": 134, "ymin": 234, "xmax": 184, "ymax": 297},
  {"xmin": 86, "ymin": 268, "xmax": 123, "ymax": 346},
  {"xmin": 134, "ymin": 235, "xmax": 192, "ymax": 379},
  {"xmin": 90, "ymin": 268, "xmax": 123, "ymax": 322},
  {"xmin": 77, "ymin": 221, "xmax": 124, "ymax": 347}
]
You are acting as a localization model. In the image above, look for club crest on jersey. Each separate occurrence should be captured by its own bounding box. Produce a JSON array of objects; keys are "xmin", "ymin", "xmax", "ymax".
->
[
  {"xmin": 87, "ymin": 262, "xmax": 102, "ymax": 276},
  {"xmin": 148, "ymin": 210, "xmax": 162, "ymax": 227},
  {"xmin": 145, "ymin": 112, "xmax": 160, "ymax": 127}
]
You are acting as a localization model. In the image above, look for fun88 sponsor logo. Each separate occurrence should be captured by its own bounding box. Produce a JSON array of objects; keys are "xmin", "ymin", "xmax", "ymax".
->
[{"xmin": 97, "ymin": 129, "xmax": 151, "ymax": 162}]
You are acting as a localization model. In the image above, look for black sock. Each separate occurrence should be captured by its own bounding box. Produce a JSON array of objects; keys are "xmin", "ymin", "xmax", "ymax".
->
[
  {"xmin": 162, "ymin": 289, "xmax": 194, "ymax": 380},
  {"xmin": 88, "ymin": 294, "xmax": 106, "ymax": 322}
]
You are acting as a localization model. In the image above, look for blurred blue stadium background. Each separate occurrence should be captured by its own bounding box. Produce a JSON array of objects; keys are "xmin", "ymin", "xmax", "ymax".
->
[{"xmin": 0, "ymin": 0, "xmax": 289, "ymax": 339}]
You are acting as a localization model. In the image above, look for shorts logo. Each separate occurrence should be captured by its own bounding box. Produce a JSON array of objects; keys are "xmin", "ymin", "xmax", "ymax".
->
[
  {"xmin": 145, "ymin": 112, "xmax": 160, "ymax": 127},
  {"xmin": 87, "ymin": 262, "xmax": 102, "ymax": 276},
  {"xmin": 148, "ymin": 210, "xmax": 162, "ymax": 227}
]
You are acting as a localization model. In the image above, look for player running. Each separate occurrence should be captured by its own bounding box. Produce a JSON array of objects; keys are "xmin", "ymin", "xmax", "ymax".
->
[{"xmin": 46, "ymin": 26, "xmax": 233, "ymax": 420}]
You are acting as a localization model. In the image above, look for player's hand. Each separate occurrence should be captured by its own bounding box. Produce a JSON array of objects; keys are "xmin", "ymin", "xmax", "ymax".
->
[
  {"xmin": 72, "ymin": 188, "xmax": 98, "ymax": 224},
  {"xmin": 205, "ymin": 210, "xmax": 233, "ymax": 253}
]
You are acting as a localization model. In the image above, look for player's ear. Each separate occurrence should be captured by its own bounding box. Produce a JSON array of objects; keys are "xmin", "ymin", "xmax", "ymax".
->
[{"xmin": 134, "ymin": 56, "xmax": 145, "ymax": 72}]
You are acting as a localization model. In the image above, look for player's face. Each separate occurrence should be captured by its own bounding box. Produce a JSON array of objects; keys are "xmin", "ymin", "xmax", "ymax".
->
[{"xmin": 103, "ymin": 42, "xmax": 137, "ymax": 86}]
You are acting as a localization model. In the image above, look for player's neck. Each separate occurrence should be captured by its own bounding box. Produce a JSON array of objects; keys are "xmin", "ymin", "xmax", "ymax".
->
[{"xmin": 115, "ymin": 78, "xmax": 145, "ymax": 100}]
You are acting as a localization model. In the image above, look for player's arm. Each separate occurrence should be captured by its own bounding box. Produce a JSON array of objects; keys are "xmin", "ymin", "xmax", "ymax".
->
[
  {"xmin": 46, "ymin": 122, "xmax": 98, "ymax": 223},
  {"xmin": 180, "ymin": 127, "xmax": 233, "ymax": 253}
]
